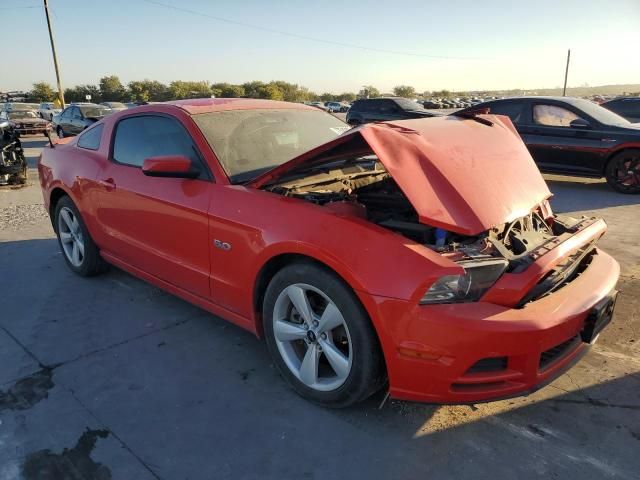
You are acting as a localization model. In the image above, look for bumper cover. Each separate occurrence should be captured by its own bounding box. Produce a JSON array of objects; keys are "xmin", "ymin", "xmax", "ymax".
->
[{"xmin": 371, "ymin": 248, "xmax": 620, "ymax": 403}]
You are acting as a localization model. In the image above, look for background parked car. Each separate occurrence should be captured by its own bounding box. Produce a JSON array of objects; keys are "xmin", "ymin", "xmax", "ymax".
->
[
  {"xmin": 325, "ymin": 102, "xmax": 349, "ymax": 113},
  {"xmin": 459, "ymin": 96, "xmax": 640, "ymax": 193},
  {"xmin": 601, "ymin": 97, "xmax": 640, "ymax": 123},
  {"xmin": 53, "ymin": 104, "xmax": 111, "ymax": 137},
  {"xmin": 0, "ymin": 110, "xmax": 51, "ymax": 136},
  {"xmin": 38, "ymin": 102, "xmax": 62, "ymax": 120},
  {"xmin": 100, "ymin": 101, "xmax": 128, "ymax": 112},
  {"xmin": 346, "ymin": 97, "xmax": 437, "ymax": 125}
]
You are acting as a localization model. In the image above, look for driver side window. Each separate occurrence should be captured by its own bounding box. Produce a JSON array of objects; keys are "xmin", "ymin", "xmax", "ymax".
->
[{"xmin": 533, "ymin": 104, "xmax": 582, "ymax": 127}]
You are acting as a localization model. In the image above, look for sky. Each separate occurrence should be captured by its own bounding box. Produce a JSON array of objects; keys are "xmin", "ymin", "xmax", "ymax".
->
[{"xmin": 1, "ymin": 0, "xmax": 639, "ymax": 94}]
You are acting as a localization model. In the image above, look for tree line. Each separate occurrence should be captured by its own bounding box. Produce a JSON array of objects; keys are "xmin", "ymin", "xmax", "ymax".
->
[{"xmin": 25, "ymin": 76, "xmax": 464, "ymax": 105}]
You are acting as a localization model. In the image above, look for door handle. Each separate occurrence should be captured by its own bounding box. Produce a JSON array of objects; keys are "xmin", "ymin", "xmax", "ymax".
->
[{"xmin": 99, "ymin": 178, "xmax": 116, "ymax": 191}]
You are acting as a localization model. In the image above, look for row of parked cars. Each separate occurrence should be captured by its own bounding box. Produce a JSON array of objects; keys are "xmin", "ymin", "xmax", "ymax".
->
[
  {"xmin": 0, "ymin": 101, "xmax": 140, "ymax": 137},
  {"xmin": 345, "ymin": 95, "xmax": 640, "ymax": 193}
]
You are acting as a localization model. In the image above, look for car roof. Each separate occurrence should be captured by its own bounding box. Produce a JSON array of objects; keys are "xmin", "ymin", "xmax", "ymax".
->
[
  {"xmin": 484, "ymin": 96, "xmax": 593, "ymax": 106},
  {"xmin": 164, "ymin": 98, "xmax": 316, "ymax": 115}
]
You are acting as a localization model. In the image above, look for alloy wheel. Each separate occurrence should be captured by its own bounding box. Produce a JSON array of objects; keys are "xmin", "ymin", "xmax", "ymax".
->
[
  {"xmin": 611, "ymin": 154, "xmax": 640, "ymax": 193},
  {"xmin": 272, "ymin": 283, "xmax": 352, "ymax": 391},
  {"xmin": 58, "ymin": 206, "xmax": 85, "ymax": 267}
]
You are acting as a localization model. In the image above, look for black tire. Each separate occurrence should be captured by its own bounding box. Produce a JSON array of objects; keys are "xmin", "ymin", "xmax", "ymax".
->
[
  {"xmin": 54, "ymin": 196, "xmax": 107, "ymax": 276},
  {"xmin": 605, "ymin": 149, "xmax": 640, "ymax": 194},
  {"xmin": 263, "ymin": 262, "xmax": 385, "ymax": 408},
  {"xmin": 348, "ymin": 118, "xmax": 361, "ymax": 127},
  {"xmin": 57, "ymin": 126, "xmax": 64, "ymax": 138}
]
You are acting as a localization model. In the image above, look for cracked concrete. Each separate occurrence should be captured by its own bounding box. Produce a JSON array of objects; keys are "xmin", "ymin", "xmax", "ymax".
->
[{"xmin": 0, "ymin": 139, "xmax": 638, "ymax": 479}]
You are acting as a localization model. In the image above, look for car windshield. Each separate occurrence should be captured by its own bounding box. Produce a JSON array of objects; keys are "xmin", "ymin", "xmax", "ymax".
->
[
  {"xmin": 192, "ymin": 108, "xmax": 350, "ymax": 183},
  {"xmin": 79, "ymin": 106, "xmax": 110, "ymax": 117},
  {"xmin": 9, "ymin": 111, "xmax": 38, "ymax": 119},
  {"xmin": 393, "ymin": 98, "xmax": 424, "ymax": 111},
  {"xmin": 572, "ymin": 98, "xmax": 629, "ymax": 126}
]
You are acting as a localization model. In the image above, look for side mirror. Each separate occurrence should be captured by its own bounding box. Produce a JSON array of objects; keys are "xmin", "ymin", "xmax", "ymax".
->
[
  {"xmin": 570, "ymin": 118, "xmax": 591, "ymax": 129},
  {"xmin": 142, "ymin": 155, "xmax": 200, "ymax": 179}
]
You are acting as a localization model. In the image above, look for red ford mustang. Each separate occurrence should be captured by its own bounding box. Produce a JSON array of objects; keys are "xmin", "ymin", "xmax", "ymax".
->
[{"xmin": 38, "ymin": 98, "xmax": 619, "ymax": 407}]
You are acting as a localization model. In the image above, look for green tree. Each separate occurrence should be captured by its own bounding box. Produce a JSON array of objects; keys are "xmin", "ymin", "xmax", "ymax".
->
[
  {"xmin": 360, "ymin": 85, "xmax": 380, "ymax": 98},
  {"xmin": 257, "ymin": 83, "xmax": 284, "ymax": 100},
  {"xmin": 336, "ymin": 92, "xmax": 356, "ymax": 102},
  {"xmin": 392, "ymin": 85, "xmax": 416, "ymax": 98},
  {"xmin": 99, "ymin": 75, "xmax": 126, "ymax": 101},
  {"xmin": 29, "ymin": 82, "xmax": 56, "ymax": 102},
  {"xmin": 127, "ymin": 80, "xmax": 169, "ymax": 101},
  {"xmin": 241, "ymin": 81, "xmax": 266, "ymax": 98},
  {"xmin": 64, "ymin": 84, "xmax": 101, "ymax": 103},
  {"xmin": 168, "ymin": 80, "xmax": 211, "ymax": 99},
  {"xmin": 211, "ymin": 82, "xmax": 245, "ymax": 98}
]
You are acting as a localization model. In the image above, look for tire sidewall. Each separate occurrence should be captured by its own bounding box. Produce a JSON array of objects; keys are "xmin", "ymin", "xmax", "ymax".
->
[
  {"xmin": 54, "ymin": 196, "xmax": 102, "ymax": 276},
  {"xmin": 263, "ymin": 262, "xmax": 383, "ymax": 407}
]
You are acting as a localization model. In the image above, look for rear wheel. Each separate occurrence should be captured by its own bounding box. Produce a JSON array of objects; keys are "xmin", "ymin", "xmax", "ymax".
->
[
  {"xmin": 54, "ymin": 196, "xmax": 106, "ymax": 276},
  {"xmin": 263, "ymin": 262, "xmax": 385, "ymax": 407},
  {"xmin": 56, "ymin": 127, "xmax": 64, "ymax": 138},
  {"xmin": 605, "ymin": 150, "xmax": 640, "ymax": 194}
]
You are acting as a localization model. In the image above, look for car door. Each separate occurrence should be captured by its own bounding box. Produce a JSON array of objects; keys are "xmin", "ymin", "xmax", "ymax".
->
[
  {"xmin": 517, "ymin": 102, "xmax": 606, "ymax": 175},
  {"xmin": 70, "ymin": 107, "xmax": 87, "ymax": 135},
  {"xmin": 58, "ymin": 107, "xmax": 73, "ymax": 133},
  {"xmin": 94, "ymin": 113, "xmax": 212, "ymax": 298}
]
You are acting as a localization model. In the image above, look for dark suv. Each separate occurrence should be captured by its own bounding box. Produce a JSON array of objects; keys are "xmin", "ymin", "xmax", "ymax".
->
[
  {"xmin": 346, "ymin": 97, "xmax": 436, "ymax": 125},
  {"xmin": 601, "ymin": 97, "xmax": 640, "ymax": 123}
]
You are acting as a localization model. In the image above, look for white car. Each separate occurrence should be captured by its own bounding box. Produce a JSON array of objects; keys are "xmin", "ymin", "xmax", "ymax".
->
[
  {"xmin": 38, "ymin": 102, "xmax": 62, "ymax": 121},
  {"xmin": 325, "ymin": 102, "xmax": 349, "ymax": 113}
]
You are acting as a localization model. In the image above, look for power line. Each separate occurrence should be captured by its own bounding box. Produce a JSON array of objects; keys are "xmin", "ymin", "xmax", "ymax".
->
[{"xmin": 141, "ymin": 0, "xmax": 485, "ymax": 60}]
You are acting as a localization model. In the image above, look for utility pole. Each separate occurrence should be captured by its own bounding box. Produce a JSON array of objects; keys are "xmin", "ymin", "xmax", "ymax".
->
[
  {"xmin": 43, "ymin": 0, "xmax": 65, "ymax": 107},
  {"xmin": 562, "ymin": 49, "xmax": 571, "ymax": 97}
]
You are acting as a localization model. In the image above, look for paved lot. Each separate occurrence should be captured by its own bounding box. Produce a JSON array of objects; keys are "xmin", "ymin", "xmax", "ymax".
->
[{"xmin": 1, "ymin": 136, "xmax": 639, "ymax": 480}]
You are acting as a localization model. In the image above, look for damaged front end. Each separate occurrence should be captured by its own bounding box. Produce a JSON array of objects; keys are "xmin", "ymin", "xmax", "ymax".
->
[{"xmin": 254, "ymin": 117, "xmax": 607, "ymax": 308}]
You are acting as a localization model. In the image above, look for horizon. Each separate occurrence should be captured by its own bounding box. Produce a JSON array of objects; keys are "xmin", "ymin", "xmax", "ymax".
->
[{"xmin": 1, "ymin": 0, "xmax": 638, "ymax": 93}]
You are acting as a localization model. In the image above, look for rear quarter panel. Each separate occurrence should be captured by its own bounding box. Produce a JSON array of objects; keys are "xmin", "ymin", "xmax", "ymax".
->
[{"xmin": 38, "ymin": 138, "xmax": 107, "ymax": 239}]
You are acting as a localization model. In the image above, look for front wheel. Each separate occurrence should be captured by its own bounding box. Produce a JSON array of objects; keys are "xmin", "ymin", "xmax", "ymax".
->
[
  {"xmin": 605, "ymin": 150, "xmax": 640, "ymax": 194},
  {"xmin": 263, "ymin": 263, "xmax": 385, "ymax": 407},
  {"xmin": 54, "ymin": 196, "xmax": 107, "ymax": 276}
]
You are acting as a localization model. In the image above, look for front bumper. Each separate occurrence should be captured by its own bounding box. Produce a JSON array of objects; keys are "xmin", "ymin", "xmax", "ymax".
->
[
  {"xmin": 369, "ymin": 248, "xmax": 620, "ymax": 403},
  {"xmin": 16, "ymin": 126, "xmax": 51, "ymax": 135}
]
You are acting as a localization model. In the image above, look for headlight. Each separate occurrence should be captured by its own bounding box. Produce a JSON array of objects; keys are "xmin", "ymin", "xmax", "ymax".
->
[
  {"xmin": 16, "ymin": 123, "xmax": 23, "ymax": 128},
  {"xmin": 420, "ymin": 259, "xmax": 508, "ymax": 304}
]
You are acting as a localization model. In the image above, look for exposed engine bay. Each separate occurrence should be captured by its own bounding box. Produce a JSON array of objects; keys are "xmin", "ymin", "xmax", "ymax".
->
[{"xmin": 263, "ymin": 156, "xmax": 596, "ymax": 276}]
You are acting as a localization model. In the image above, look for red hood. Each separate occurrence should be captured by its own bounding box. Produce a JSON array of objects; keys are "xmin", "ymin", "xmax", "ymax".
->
[{"xmin": 250, "ymin": 115, "xmax": 552, "ymax": 235}]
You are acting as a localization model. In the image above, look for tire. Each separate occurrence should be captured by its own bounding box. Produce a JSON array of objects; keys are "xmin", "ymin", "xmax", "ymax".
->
[
  {"xmin": 57, "ymin": 127, "xmax": 64, "ymax": 138},
  {"xmin": 605, "ymin": 149, "xmax": 640, "ymax": 194},
  {"xmin": 347, "ymin": 118, "xmax": 361, "ymax": 126},
  {"xmin": 54, "ymin": 196, "xmax": 107, "ymax": 276},
  {"xmin": 263, "ymin": 262, "xmax": 385, "ymax": 408}
]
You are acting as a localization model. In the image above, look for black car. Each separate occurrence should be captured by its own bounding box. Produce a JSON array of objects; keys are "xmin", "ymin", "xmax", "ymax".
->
[
  {"xmin": 601, "ymin": 97, "xmax": 640, "ymax": 123},
  {"xmin": 346, "ymin": 97, "xmax": 436, "ymax": 125},
  {"xmin": 459, "ymin": 96, "xmax": 640, "ymax": 193},
  {"xmin": 54, "ymin": 104, "xmax": 111, "ymax": 137}
]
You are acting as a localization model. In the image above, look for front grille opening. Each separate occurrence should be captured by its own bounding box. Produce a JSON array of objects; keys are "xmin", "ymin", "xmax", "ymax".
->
[
  {"xmin": 466, "ymin": 356, "xmax": 508, "ymax": 374},
  {"xmin": 451, "ymin": 381, "xmax": 509, "ymax": 393},
  {"xmin": 539, "ymin": 335, "xmax": 581, "ymax": 371},
  {"xmin": 519, "ymin": 246, "xmax": 596, "ymax": 306}
]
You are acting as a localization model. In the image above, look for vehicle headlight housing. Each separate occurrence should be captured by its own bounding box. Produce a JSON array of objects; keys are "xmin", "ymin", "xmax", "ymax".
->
[{"xmin": 420, "ymin": 259, "xmax": 508, "ymax": 304}]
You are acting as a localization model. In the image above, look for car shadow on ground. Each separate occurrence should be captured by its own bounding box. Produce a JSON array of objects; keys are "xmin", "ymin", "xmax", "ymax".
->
[{"xmin": 544, "ymin": 175, "xmax": 640, "ymax": 213}]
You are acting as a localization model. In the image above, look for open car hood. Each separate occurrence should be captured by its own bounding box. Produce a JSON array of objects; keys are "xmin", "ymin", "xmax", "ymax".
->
[{"xmin": 250, "ymin": 115, "xmax": 552, "ymax": 235}]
